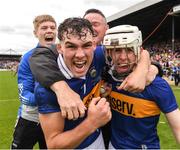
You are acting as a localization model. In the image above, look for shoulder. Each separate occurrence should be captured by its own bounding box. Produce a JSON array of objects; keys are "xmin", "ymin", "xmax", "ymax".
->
[
  {"xmin": 33, "ymin": 44, "xmax": 58, "ymax": 57},
  {"xmin": 21, "ymin": 49, "xmax": 34, "ymax": 60},
  {"xmin": 146, "ymin": 76, "xmax": 172, "ymax": 95},
  {"xmin": 150, "ymin": 76, "xmax": 170, "ymax": 88},
  {"xmin": 19, "ymin": 49, "xmax": 34, "ymax": 67},
  {"xmin": 35, "ymin": 83, "xmax": 60, "ymax": 113}
]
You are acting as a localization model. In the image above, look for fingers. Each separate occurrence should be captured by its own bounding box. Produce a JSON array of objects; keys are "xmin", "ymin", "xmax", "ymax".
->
[
  {"xmin": 90, "ymin": 97, "xmax": 101, "ymax": 106},
  {"xmin": 117, "ymin": 76, "xmax": 145, "ymax": 93},
  {"xmin": 117, "ymin": 78, "xmax": 127, "ymax": 91},
  {"xmin": 78, "ymin": 103, "xmax": 87, "ymax": 118},
  {"xmin": 61, "ymin": 107, "xmax": 67, "ymax": 118},
  {"xmin": 96, "ymin": 97, "xmax": 107, "ymax": 106},
  {"xmin": 60, "ymin": 101, "xmax": 87, "ymax": 120}
]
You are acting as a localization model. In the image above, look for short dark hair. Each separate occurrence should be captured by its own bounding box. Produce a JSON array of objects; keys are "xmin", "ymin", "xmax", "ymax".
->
[
  {"xmin": 58, "ymin": 17, "xmax": 94, "ymax": 41},
  {"xmin": 83, "ymin": 8, "xmax": 106, "ymax": 19}
]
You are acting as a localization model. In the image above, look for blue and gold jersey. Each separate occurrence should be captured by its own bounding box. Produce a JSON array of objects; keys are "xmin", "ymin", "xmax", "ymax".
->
[
  {"xmin": 34, "ymin": 45, "xmax": 105, "ymax": 149},
  {"xmin": 108, "ymin": 76, "xmax": 178, "ymax": 149}
]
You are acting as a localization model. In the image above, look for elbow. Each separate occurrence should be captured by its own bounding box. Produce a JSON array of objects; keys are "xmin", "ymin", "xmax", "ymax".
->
[
  {"xmin": 47, "ymin": 140, "xmax": 59, "ymax": 149},
  {"xmin": 47, "ymin": 139, "xmax": 73, "ymax": 149}
]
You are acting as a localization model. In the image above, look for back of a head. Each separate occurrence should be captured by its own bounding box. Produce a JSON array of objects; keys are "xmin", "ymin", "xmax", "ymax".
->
[
  {"xmin": 33, "ymin": 14, "xmax": 56, "ymax": 31},
  {"xmin": 57, "ymin": 17, "xmax": 94, "ymax": 41}
]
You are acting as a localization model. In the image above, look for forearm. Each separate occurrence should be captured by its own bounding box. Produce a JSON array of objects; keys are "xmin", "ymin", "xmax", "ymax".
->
[
  {"xmin": 50, "ymin": 80, "xmax": 69, "ymax": 93},
  {"xmin": 48, "ymin": 119, "xmax": 95, "ymax": 149},
  {"xmin": 135, "ymin": 50, "xmax": 150, "ymax": 75}
]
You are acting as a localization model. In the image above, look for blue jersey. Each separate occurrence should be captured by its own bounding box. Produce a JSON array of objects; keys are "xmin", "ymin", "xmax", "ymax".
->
[
  {"xmin": 108, "ymin": 76, "xmax": 178, "ymax": 149},
  {"xmin": 18, "ymin": 49, "xmax": 36, "ymax": 106},
  {"xmin": 17, "ymin": 46, "xmax": 41, "ymax": 123},
  {"xmin": 35, "ymin": 45, "xmax": 106, "ymax": 149}
]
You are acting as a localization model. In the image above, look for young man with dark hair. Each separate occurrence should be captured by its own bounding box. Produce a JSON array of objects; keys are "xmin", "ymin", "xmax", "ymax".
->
[{"xmin": 35, "ymin": 17, "xmax": 111, "ymax": 149}]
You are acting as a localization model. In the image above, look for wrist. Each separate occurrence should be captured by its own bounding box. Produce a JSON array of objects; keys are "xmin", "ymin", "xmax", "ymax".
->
[{"xmin": 83, "ymin": 118, "xmax": 97, "ymax": 134}]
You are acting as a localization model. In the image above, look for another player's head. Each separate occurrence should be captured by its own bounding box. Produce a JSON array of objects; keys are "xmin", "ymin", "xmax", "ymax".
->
[
  {"xmin": 56, "ymin": 17, "xmax": 96, "ymax": 78},
  {"xmin": 83, "ymin": 8, "xmax": 109, "ymax": 45},
  {"xmin": 103, "ymin": 25, "xmax": 142, "ymax": 81},
  {"xmin": 33, "ymin": 14, "xmax": 57, "ymax": 47}
]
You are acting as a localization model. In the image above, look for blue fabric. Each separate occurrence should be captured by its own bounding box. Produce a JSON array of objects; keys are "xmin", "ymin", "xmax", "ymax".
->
[
  {"xmin": 108, "ymin": 76, "xmax": 178, "ymax": 149},
  {"xmin": 35, "ymin": 45, "xmax": 106, "ymax": 148}
]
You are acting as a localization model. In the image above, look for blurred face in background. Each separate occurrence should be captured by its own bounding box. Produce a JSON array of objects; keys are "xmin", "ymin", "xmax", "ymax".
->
[
  {"xmin": 84, "ymin": 13, "xmax": 108, "ymax": 45},
  {"xmin": 34, "ymin": 21, "xmax": 57, "ymax": 47}
]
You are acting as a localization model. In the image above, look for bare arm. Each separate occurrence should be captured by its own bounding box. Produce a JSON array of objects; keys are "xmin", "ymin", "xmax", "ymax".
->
[
  {"xmin": 40, "ymin": 97, "xmax": 111, "ymax": 149},
  {"xmin": 165, "ymin": 108, "xmax": 180, "ymax": 143},
  {"xmin": 145, "ymin": 64, "xmax": 159, "ymax": 86}
]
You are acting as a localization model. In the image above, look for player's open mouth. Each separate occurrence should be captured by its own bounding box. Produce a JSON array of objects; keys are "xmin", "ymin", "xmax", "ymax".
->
[
  {"xmin": 45, "ymin": 35, "xmax": 54, "ymax": 42},
  {"xmin": 73, "ymin": 61, "xmax": 87, "ymax": 69}
]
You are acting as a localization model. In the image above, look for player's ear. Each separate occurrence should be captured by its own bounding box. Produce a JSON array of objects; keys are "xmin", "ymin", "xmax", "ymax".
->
[
  {"xmin": 33, "ymin": 30, "xmax": 38, "ymax": 38},
  {"xmin": 106, "ymin": 24, "xmax": 109, "ymax": 30},
  {"xmin": 92, "ymin": 40, "xmax": 96, "ymax": 52},
  {"xmin": 56, "ymin": 44, "xmax": 63, "ymax": 54}
]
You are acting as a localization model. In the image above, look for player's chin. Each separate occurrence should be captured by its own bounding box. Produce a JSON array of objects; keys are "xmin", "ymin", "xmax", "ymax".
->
[{"xmin": 116, "ymin": 67, "xmax": 129, "ymax": 74}]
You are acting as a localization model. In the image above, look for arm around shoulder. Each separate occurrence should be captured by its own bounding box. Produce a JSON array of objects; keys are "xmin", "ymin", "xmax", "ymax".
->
[{"xmin": 29, "ymin": 45, "xmax": 65, "ymax": 88}]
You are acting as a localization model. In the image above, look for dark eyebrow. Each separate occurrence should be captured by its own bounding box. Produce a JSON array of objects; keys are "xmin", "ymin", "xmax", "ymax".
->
[
  {"xmin": 83, "ymin": 41, "xmax": 92, "ymax": 45},
  {"xmin": 65, "ymin": 41, "xmax": 76, "ymax": 46}
]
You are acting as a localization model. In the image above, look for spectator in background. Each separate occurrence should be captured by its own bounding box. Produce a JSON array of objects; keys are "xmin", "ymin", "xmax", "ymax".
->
[{"xmin": 11, "ymin": 14, "xmax": 57, "ymax": 149}]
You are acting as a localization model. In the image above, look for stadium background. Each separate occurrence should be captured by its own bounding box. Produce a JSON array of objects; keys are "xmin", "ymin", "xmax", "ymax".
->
[{"xmin": 0, "ymin": 0, "xmax": 180, "ymax": 148}]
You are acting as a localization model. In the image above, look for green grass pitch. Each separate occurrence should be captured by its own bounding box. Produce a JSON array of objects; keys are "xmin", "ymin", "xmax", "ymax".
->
[{"xmin": 0, "ymin": 71, "xmax": 180, "ymax": 149}]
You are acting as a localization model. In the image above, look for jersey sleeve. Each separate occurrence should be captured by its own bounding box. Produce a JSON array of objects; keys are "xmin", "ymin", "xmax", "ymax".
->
[
  {"xmin": 18, "ymin": 52, "xmax": 36, "ymax": 106},
  {"xmin": 149, "ymin": 77, "xmax": 178, "ymax": 113},
  {"xmin": 34, "ymin": 83, "xmax": 60, "ymax": 114},
  {"xmin": 29, "ymin": 45, "xmax": 66, "ymax": 88}
]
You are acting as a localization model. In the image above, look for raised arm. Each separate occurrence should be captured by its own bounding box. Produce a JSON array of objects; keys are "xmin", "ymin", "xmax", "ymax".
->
[{"xmin": 29, "ymin": 45, "xmax": 86, "ymax": 119}]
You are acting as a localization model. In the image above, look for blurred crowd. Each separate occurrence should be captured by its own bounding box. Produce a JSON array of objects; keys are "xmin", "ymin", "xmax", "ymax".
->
[
  {"xmin": 0, "ymin": 39, "xmax": 180, "ymax": 86},
  {"xmin": 146, "ymin": 39, "xmax": 180, "ymax": 86},
  {"xmin": 0, "ymin": 60, "xmax": 19, "ymax": 71}
]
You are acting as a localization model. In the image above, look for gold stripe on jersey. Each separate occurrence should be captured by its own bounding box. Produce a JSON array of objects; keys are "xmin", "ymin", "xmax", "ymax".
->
[
  {"xmin": 108, "ymin": 91, "xmax": 160, "ymax": 118},
  {"xmin": 83, "ymin": 81, "xmax": 102, "ymax": 107}
]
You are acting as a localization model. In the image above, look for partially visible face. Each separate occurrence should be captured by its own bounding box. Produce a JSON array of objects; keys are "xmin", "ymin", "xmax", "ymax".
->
[
  {"xmin": 111, "ymin": 48, "xmax": 136, "ymax": 74},
  {"xmin": 34, "ymin": 21, "xmax": 57, "ymax": 47},
  {"xmin": 57, "ymin": 30, "xmax": 96, "ymax": 78},
  {"xmin": 84, "ymin": 13, "xmax": 108, "ymax": 45}
]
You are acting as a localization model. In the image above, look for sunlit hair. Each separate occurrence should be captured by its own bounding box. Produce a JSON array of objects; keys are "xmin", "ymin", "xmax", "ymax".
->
[
  {"xmin": 33, "ymin": 14, "xmax": 56, "ymax": 31},
  {"xmin": 83, "ymin": 8, "xmax": 107, "ymax": 22},
  {"xmin": 58, "ymin": 17, "xmax": 94, "ymax": 41}
]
